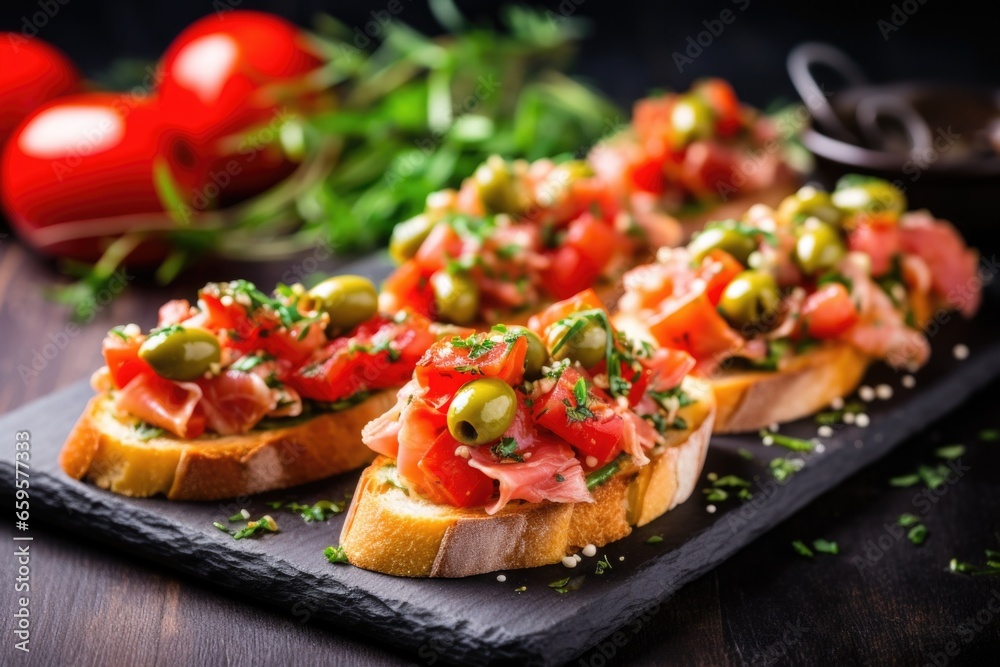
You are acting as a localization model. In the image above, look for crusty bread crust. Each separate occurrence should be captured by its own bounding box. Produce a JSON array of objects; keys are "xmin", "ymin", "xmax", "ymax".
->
[
  {"xmin": 339, "ymin": 376, "xmax": 715, "ymax": 578},
  {"xmin": 59, "ymin": 390, "xmax": 397, "ymax": 501}
]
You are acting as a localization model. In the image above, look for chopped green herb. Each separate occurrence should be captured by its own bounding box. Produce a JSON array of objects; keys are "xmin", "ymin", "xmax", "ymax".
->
[
  {"xmin": 760, "ymin": 430, "xmax": 814, "ymax": 452},
  {"xmin": 265, "ymin": 500, "xmax": 284, "ymax": 510},
  {"xmin": 453, "ymin": 364, "xmax": 483, "ymax": 375},
  {"xmin": 324, "ymin": 545, "xmax": 349, "ymax": 564},
  {"xmin": 213, "ymin": 521, "xmax": 228, "ymax": 532},
  {"xmin": 889, "ymin": 474, "xmax": 921, "ymax": 488},
  {"xmin": 109, "ymin": 326, "xmax": 130, "ymax": 341},
  {"xmin": 917, "ymin": 464, "xmax": 950, "ymax": 490},
  {"xmin": 770, "ymin": 457, "xmax": 805, "ymax": 483},
  {"xmin": 564, "ymin": 378, "xmax": 595, "ymax": 423},
  {"xmin": 934, "ymin": 444, "xmax": 966, "ymax": 460},
  {"xmin": 897, "ymin": 513, "xmax": 920, "ymax": 528},
  {"xmin": 704, "ymin": 488, "xmax": 728, "ymax": 502},
  {"xmin": 514, "ymin": 586, "xmax": 527, "ymax": 593},
  {"xmin": 283, "ymin": 500, "xmax": 346, "ymax": 523},
  {"xmin": 737, "ymin": 448, "xmax": 754, "ymax": 461},
  {"xmin": 585, "ymin": 457, "xmax": 621, "ymax": 490},
  {"xmin": 491, "ymin": 437, "xmax": 523, "ymax": 462},
  {"xmin": 451, "ymin": 333, "xmax": 496, "ymax": 360},
  {"xmin": 650, "ymin": 387, "xmax": 694, "ymax": 408},
  {"xmin": 549, "ymin": 575, "xmax": 585, "ymax": 594},
  {"xmin": 791, "ymin": 540, "xmax": 814, "ymax": 558},
  {"xmin": 228, "ymin": 511, "xmax": 248, "ymax": 522},
  {"xmin": 907, "ymin": 524, "xmax": 928, "ymax": 545},
  {"xmin": 646, "ymin": 535, "xmax": 664, "ymax": 544},
  {"xmin": 979, "ymin": 429, "xmax": 999, "ymax": 442},
  {"xmin": 215, "ymin": 515, "xmax": 278, "ymax": 540},
  {"xmin": 133, "ymin": 422, "xmax": 165, "ymax": 441},
  {"xmin": 595, "ymin": 554, "xmax": 612, "ymax": 575},
  {"xmin": 230, "ymin": 354, "xmax": 273, "ymax": 372},
  {"xmin": 812, "ymin": 539, "xmax": 839, "ymax": 555},
  {"xmin": 713, "ymin": 475, "xmax": 751, "ymax": 488}
]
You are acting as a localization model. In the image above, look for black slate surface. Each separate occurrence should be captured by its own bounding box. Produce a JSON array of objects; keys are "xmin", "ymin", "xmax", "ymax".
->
[{"xmin": 3, "ymin": 261, "xmax": 999, "ymax": 667}]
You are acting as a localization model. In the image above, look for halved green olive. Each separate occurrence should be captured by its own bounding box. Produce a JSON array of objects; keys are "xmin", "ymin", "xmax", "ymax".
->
[
  {"xmin": 139, "ymin": 326, "xmax": 221, "ymax": 381},
  {"xmin": 308, "ymin": 275, "xmax": 378, "ymax": 334},
  {"xmin": 718, "ymin": 270, "xmax": 781, "ymax": 330},
  {"xmin": 546, "ymin": 316, "xmax": 608, "ymax": 370},
  {"xmin": 508, "ymin": 325, "xmax": 549, "ymax": 380},
  {"xmin": 794, "ymin": 221, "xmax": 847, "ymax": 275},
  {"xmin": 431, "ymin": 271, "xmax": 479, "ymax": 325},
  {"xmin": 775, "ymin": 186, "xmax": 842, "ymax": 227},
  {"xmin": 832, "ymin": 176, "xmax": 907, "ymax": 222},
  {"xmin": 389, "ymin": 214, "xmax": 436, "ymax": 265},
  {"xmin": 473, "ymin": 155, "xmax": 525, "ymax": 215},
  {"xmin": 447, "ymin": 378, "xmax": 518, "ymax": 445},
  {"xmin": 671, "ymin": 94, "xmax": 714, "ymax": 144},
  {"xmin": 688, "ymin": 225, "xmax": 757, "ymax": 265}
]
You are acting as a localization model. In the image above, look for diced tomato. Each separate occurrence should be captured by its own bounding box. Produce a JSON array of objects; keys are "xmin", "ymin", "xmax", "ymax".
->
[
  {"xmin": 415, "ymin": 335, "xmax": 527, "ymax": 398},
  {"xmin": 417, "ymin": 430, "xmax": 495, "ymax": 508},
  {"xmin": 527, "ymin": 288, "xmax": 606, "ymax": 337},
  {"xmin": 624, "ymin": 362, "xmax": 650, "ymax": 407},
  {"xmin": 541, "ymin": 245, "xmax": 600, "ymax": 301},
  {"xmin": 801, "ymin": 283, "xmax": 860, "ymax": 339},
  {"xmin": 287, "ymin": 314, "xmax": 436, "ymax": 402},
  {"xmin": 198, "ymin": 292, "xmax": 243, "ymax": 332},
  {"xmin": 381, "ymin": 259, "xmax": 435, "ymax": 318},
  {"xmin": 647, "ymin": 289, "xmax": 743, "ymax": 363},
  {"xmin": 679, "ymin": 141, "xmax": 735, "ymax": 199},
  {"xmin": 698, "ymin": 249, "xmax": 743, "ymax": 305},
  {"xmin": 848, "ymin": 219, "xmax": 900, "ymax": 277},
  {"xmin": 414, "ymin": 223, "xmax": 463, "ymax": 273},
  {"xmin": 102, "ymin": 333, "xmax": 151, "ymax": 389},
  {"xmin": 643, "ymin": 347, "xmax": 697, "ymax": 392},
  {"xmin": 696, "ymin": 78, "xmax": 742, "ymax": 138},
  {"xmin": 533, "ymin": 366, "xmax": 624, "ymax": 466},
  {"xmin": 565, "ymin": 213, "xmax": 618, "ymax": 274}
]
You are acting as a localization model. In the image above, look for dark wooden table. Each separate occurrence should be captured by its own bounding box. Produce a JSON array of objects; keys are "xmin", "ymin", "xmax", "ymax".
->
[{"xmin": 2, "ymin": 239, "xmax": 998, "ymax": 666}]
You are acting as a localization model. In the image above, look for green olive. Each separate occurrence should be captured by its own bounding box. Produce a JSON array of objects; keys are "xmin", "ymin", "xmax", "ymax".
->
[
  {"xmin": 388, "ymin": 214, "xmax": 436, "ymax": 265},
  {"xmin": 832, "ymin": 176, "xmax": 907, "ymax": 223},
  {"xmin": 139, "ymin": 326, "xmax": 221, "ymax": 381},
  {"xmin": 794, "ymin": 221, "xmax": 847, "ymax": 275},
  {"xmin": 447, "ymin": 378, "xmax": 518, "ymax": 445},
  {"xmin": 671, "ymin": 94, "xmax": 714, "ymax": 144},
  {"xmin": 775, "ymin": 186, "xmax": 842, "ymax": 227},
  {"xmin": 508, "ymin": 325, "xmax": 549, "ymax": 380},
  {"xmin": 431, "ymin": 271, "xmax": 479, "ymax": 325},
  {"xmin": 718, "ymin": 270, "xmax": 781, "ymax": 330},
  {"xmin": 546, "ymin": 316, "xmax": 608, "ymax": 369},
  {"xmin": 688, "ymin": 225, "xmax": 757, "ymax": 265},
  {"xmin": 473, "ymin": 155, "xmax": 525, "ymax": 215},
  {"xmin": 308, "ymin": 275, "xmax": 379, "ymax": 334}
]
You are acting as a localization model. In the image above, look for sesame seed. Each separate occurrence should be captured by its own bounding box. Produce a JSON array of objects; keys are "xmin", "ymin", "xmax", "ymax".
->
[
  {"xmin": 496, "ymin": 574, "xmax": 507, "ymax": 583},
  {"xmin": 875, "ymin": 384, "xmax": 893, "ymax": 400},
  {"xmin": 706, "ymin": 504, "xmax": 717, "ymax": 514},
  {"xmin": 953, "ymin": 344, "xmax": 970, "ymax": 360},
  {"xmin": 843, "ymin": 412, "xmax": 856, "ymax": 424},
  {"xmin": 859, "ymin": 386, "xmax": 875, "ymax": 402},
  {"xmin": 815, "ymin": 443, "xmax": 826, "ymax": 454},
  {"xmin": 582, "ymin": 544, "xmax": 597, "ymax": 558},
  {"xmin": 855, "ymin": 413, "xmax": 870, "ymax": 428},
  {"xmin": 619, "ymin": 556, "xmax": 625, "ymax": 561},
  {"xmin": 830, "ymin": 397, "xmax": 845, "ymax": 410},
  {"xmin": 522, "ymin": 452, "xmax": 532, "ymax": 459},
  {"xmin": 454, "ymin": 446, "xmax": 471, "ymax": 459},
  {"xmin": 562, "ymin": 556, "xmax": 577, "ymax": 568},
  {"xmin": 762, "ymin": 436, "xmax": 774, "ymax": 447},
  {"xmin": 585, "ymin": 456, "xmax": 598, "ymax": 468},
  {"xmin": 817, "ymin": 425, "xmax": 833, "ymax": 438},
  {"xmin": 902, "ymin": 375, "xmax": 916, "ymax": 388}
]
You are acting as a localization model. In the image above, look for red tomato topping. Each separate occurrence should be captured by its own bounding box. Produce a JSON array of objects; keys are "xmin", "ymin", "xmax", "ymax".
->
[
  {"xmin": 102, "ymin": 333, "xmax": 151, "ymax": 390},
  {"xmin": 699, "ymin": 249, "xmax": 743, "ymax": 305},
  {"xmin": 416, "ymin": 332, "xmax": 527, "ymax": 398},
  {"xmin": 647, "ymin": 290, "xmax": 743, "ymax": 363},
  {"xmin": 801, "ymin": 283, "xmax": 860, "ymax": 339},
  {"xmin": 533, "ymin": 366, "xmax": 624, "ymax": 467},
  {"xmin": 417, "ymin": 431, "xmax": 495, "ymax": 508},
  {"xmin": 527, "ymin": 288, "xmax": 605, "ymax": 337}
]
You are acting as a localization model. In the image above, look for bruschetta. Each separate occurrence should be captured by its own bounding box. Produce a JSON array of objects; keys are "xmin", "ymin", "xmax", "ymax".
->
[
  {"xmin": 340, "ymin": 292, "xmax": 715, "ymax": 577},
  {"xmin": 60, "ymin": 275, "xmax": 453, "ymax": 500},
  {"xmin": 613, "ymin": 176, "xmax": 981, "ymax": 433}
]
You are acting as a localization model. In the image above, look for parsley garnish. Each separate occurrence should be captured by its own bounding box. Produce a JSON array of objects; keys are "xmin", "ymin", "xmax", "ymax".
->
[
  {"xmin": 791, "ymin": 540, "xmax": 814, "ymax": 558},
  {"xmin": 491, "ymin": 437, "xmax": 523, "ymax": 462},
  {"xmin": 215, "ymin": 515, "xmax": 279, "ymax": 540},
  {"xmin": 230, "ymin": 354, "xmax": 273, "ymax": 372},
  {"xmin": 133, "ymin": 422, "xmax": 164, "ymax": 441},
  {"xmin": 451, "ymin": 333, "xmax": 496, "ymax": 359},
  {"xmin": 649, "ymin": 387, "xmax": 694, "ymax": 408},
  {"xmin": 769, "ymin": 457, "xmax": 805, "ymax": 483},
  {"xmin": 453, "ymin": 364, "xmax": 483, "ymax": 375},
  {"xmin": 548, "ymin": 576, "xmax": 585, "ymax": 594},
  {"xmin": 646, "ymin": 535, "xmax": 663, "ymax": 544},
  {"xmin": 324, "ymin": 545, "xmax": 349, "ymax": 564},
  {"xmin": 934, "ymin": 444, "xmax": 966, "ymax": 460},
  {"xmin": 281, "ymin": 500, "xmax": 346, "ymax": 523},
  {"xmin": 812, "ymin": 539, "xmax": 839, "ymax": 555},
  {"xmin": 595, "ymin": 554, "xmax": 612, "ymax": 575},
  {"xmin": 564, "ymin": 378, "xmax": 595, "ymax": 422},
  {"xmin": 907, "ymin": 524, "xmax": 928, "ymax": 545},
  {"xmin": 760, "ymin": 430, "xmax": 814, "ymax": 452}
]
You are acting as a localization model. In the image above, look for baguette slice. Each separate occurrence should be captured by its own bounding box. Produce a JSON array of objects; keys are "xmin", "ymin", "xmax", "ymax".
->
[
  {"xmin": 339, "ymin": 376, "xmax": 715, "ymax": 578},
  {"xmin": 60, "ymin": 389, "xmax": 397, "ymax": 500},
  {"xmin": 615, "ymin": 309, "xmax": 870, "ymax": 434}
]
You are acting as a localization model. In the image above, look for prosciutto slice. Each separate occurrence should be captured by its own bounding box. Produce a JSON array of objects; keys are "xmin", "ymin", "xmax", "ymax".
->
[
  {"xmin": 198, "ymin": 370, "xmax": 275, "ymax": 436},
  {"xmin": 116, "ymin": 374, "xmax": 202, "ymax": 438}
]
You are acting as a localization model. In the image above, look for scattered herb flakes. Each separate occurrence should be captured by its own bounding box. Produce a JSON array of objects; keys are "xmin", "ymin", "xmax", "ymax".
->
[
  {"xmin": 646, "ymin": 535, "xmax": 664, "ymax": 544},
  {"xmin": 232, "ymin": 515, "xmax": 279, "ymax": 540},
  {"xmin": 815, "ymin": 401, "xmax": 864, "ymax": 426},
  {"xmin": 917, "ymin": 464, "xmax": 950, "ymax": 490},
  {"xmin": 897, "ymin": 513, "xmax": 920, "ymax": 528},
  {"xmin": 760, "ymin": 430, "xmax": 814, "ymax": 452},
  {"xmin": 889, "ymin": 474, "xmax": 921, "ymax": 488},
  {"xmin": 491, "ymin": 436, "xmax": 523, "ymax": 462},
  {"xmin": 595, "ymin": 555, "xmax": 612, "ymax": 575},
  {"xmin": 812, "ymin": 539, "xmax": 839, "ymax": 555},
  {"xmin": 548, "ymin": 575, "xmax": 585, "ymax": 594},
  {"xmin": 713, "ymin": 475, "xmax": 751, "ymax": 488},
  {"xmin": 286, "ymin": 500, "xmax": 346, "ymax": 523},
  {"xmin": 265, "ymin": 500, "xmax": 285, "ymax": 510},
  {"xmin": 769, "ymin": 457, "xmax": 805, "ymax": 483},
  {"xmin": 564, "ymin": 378, "xmax": 595, "ymax": 423},
  {"xmin": 792, "ymin": 540, "xmax": 814, "ymax": 558},
  {"xmin": 704, "ymin": 488, "xmax": 728, "ymax": 502},
  {"xmin": 227, "ymin": 510, "xmax": 248, "ymax": 522},
  {"xmin": 978, "ymin": 429, "xmax": 999, "ymax": 442},
  {"xmin": 451, "ymin": 333, "xmax": 495, "ymax": 360},
  {"xmin": 907, "ymin": 524, "xmax": 929, "ymax": 545},
  {"xmin": 212, "ymin": 521, "xmax": 228, "ymax": 532},
  {"xmin": 324, "ymin": 545, "xmax": 349, "ymax": 564},
  {"xmin": 737, "ymin": 448, "xmax": 754, "ymax": 461},
  {"xmin": 934, "ymin": 444, "xmax": 966, "ymax": 460}
]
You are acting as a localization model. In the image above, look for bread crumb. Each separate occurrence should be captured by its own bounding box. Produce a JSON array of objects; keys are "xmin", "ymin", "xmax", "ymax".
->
[
  {"xmin": 875, "ymin": 384, "xmax": 893, "ymax": 400},
  {"xmin": 496, "ymin": 574, "xmax": 507, "ymax": 583},
  {"xmin": 815, "ymin": 443, "xmax": 826, "ymax": 454},
  {"xmin": 762, "ymin": 436, "xmax": 774, "ymax": 447},
  {"xmin": 582, "ymin": 544, "xmax": 597, "ymax": 557},
  {"xmin": 618, "ymin": 556, "xmax": 625, "ymax": 561},
  {"xmin": 843, "ymin": 412, "xmax": 855, "ymax": 424},
  {"xmin": 561, "ymin": 556, "xmax": 577, "ymax": 568},
  {"xmin": 953, "ymin": 344, "xmax": 969, "ymax": 360},
  {"xmin": 858, "ymin": 386, "xmax": 875, "ymax": 402},
  {"xmin": 817, "ymin": 426, "xmax": 833, "ymax": 438},
  {"xmin": 855, "ymin": 413, "xmax": 870, "ymax": 428},
  {"xmin": 902, "ymin": 374, "xmax": 916, "ymax": 388},
  {"xmin": 706, "ymin": 504, "xmax": 717, "ymax": 514}
]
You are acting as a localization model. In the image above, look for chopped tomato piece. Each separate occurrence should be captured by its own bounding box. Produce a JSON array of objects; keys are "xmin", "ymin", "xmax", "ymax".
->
[
  {"xmin": 381, "ymin": 259, "xmax": 435, "ymax": 318},
  {"xmin": 102, "ymin": 333, "xmax": 151, "ymax": 389},
  {"xmin": 848, "ymin": 219, "xmax": 900, "ymax": 277},
  {"xmin": 644, "ymin": 347, "xmax": 697, "ymax": 392},
  {"xmin": 533, "ymin": 366, "xmax": 624, "ymax": 466},
  {"xmin": 416, "ymin": 334, "xmax": 527, "ymax": 398},
  {"xmin": 647, "ymin": 289, "xmax": 743, "ymax": 363},
  {"xmin": 527, "ymin": 288, "xmax": 606, "ymax": 337},
  {"xmin": 696, "ymin": 78, "xmax": 742, "ymax": 137},
  {"xmin": 414, "ymin": 223, "xmax": 463, "ymax": 273},
  {"xmin": 565, "ymin": 213, "xmax": 619, "ymax": 275},
  {"xmin": 801, "ymin": 283, "xmax": 859, "ymax": 339},
  {"xmin": 541, "ymin": 245, "xmax": 599, "ymax": 301},
  {"xmin": 417, "ymin": 430, "xmax": 495, "ymax": 508},
  {"xmin": 698, "ymin": 249, "xmax": 743, "ymax": 305}
]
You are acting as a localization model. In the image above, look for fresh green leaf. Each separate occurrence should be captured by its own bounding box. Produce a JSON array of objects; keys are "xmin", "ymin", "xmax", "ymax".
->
[{"xmin": 791, "ymin": 540, "xmax": 814, "ymax": 558}]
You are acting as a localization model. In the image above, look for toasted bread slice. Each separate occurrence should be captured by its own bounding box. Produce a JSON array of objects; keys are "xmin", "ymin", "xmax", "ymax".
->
[
  {"xmin": 59, "ymin": 389, "xmax": 397, "ymax": 501},
  {"xmin": 339, "ymin": 376, "xmax": 715, "ymax": 578}
]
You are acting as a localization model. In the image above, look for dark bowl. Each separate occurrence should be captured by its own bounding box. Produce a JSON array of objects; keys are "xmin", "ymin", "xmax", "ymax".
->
[{"xmin": 801, "ymin": 82, "xmax": 1000, "ymax": 251}]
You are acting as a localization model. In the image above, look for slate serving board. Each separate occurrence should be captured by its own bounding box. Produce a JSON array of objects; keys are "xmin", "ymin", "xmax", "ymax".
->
[{"xmin": 3, "ymin": 259, "xmax": 999, "ymax": 667}]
